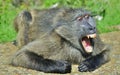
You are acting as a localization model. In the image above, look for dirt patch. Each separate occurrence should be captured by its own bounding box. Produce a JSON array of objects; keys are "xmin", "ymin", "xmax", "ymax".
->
[{"xmin": 0, "ymin": 31, "xmax": 120, "ymax": 75}]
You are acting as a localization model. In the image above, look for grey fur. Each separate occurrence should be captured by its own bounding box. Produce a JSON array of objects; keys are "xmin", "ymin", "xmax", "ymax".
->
[{"xmin": 11, "ymin": 8, "xmax": 110, "ymax": 73}]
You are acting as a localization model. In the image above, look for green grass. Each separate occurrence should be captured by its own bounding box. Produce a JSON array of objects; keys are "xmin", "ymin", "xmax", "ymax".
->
[
  {"xmin": 0, "ymin": 0, "xmax": 17, "ymax": 43},
  {"xmin": 0, "ymin": 0, "xmax": 120, "ymax": 43}
]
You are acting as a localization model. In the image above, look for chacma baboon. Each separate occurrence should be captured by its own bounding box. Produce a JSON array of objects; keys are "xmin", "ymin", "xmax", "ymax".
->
[{"xmin": 11, "ymin": 8, "xmax": 110, "ymax": 74}]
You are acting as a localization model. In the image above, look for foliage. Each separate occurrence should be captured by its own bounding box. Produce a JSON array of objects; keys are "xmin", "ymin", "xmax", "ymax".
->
[
  {"xmin": 0, "ymin": 0, "xmax": 120, "ymax": 43},
  {"xmin": 0, "ymin": 0, "xmax": 16, "ymax": 43}
]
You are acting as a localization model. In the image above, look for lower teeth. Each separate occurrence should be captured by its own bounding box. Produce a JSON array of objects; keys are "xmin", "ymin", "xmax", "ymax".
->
[{"xmin": 86, "ymin": 46, "xmax": 92, "ymax": 53}]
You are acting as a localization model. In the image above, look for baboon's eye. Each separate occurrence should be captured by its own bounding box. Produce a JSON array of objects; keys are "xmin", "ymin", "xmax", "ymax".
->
[{"xmin": 77, "ymin": 16, "xmax": 83, "ymax": 21}]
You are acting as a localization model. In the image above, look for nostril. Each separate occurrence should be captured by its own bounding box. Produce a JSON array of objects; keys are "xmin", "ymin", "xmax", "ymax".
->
[
  {"xmin": 88, "ymin": 27, "xmax": 96, "ymax": 34},
  {"xmin": 89, "ymin": 27, "xmax": 96, "ymax": 30},
  {"xmin": 89, "ymin": 28, "xmax": 93, "ymax": 30}
]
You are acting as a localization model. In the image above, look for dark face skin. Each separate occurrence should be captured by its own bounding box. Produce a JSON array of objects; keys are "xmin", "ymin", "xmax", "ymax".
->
[{"xmin": 75, "ymin": 14, "xmax": 96, "ymax": 35}]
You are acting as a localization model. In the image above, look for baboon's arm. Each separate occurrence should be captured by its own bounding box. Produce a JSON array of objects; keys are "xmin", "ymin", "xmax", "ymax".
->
[{"xmin": 11, "ymin": 51, "xmax": 71, "ymax": 73}]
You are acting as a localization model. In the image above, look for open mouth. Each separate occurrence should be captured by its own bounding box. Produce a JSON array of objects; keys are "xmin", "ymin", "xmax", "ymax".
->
[{"xmin": 81, "ymin": 34, "xmax": 96, "ymax": 53}]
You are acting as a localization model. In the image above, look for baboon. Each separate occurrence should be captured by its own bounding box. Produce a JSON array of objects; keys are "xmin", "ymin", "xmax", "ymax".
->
[{"xmin": 11, "ymin": 8, "xmax": 110, "ymax": 73}]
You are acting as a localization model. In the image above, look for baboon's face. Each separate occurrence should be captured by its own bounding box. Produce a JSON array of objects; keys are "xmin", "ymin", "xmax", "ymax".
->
[
  {"xmin": 55, "ymin": 9, "xmax": 97, "ymax": 54},
  {"xmin": 73, "ymin": 14, "xmax": 96, "ymax": 54}
]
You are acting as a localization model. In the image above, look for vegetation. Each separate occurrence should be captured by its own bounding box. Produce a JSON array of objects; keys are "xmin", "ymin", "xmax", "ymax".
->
[{"xmin": 0, "ymin": 0, "xmax": 120, "ymax": 43}]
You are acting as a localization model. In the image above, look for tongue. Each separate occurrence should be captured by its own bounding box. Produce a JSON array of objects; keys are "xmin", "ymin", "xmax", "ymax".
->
[{"xmin": 82, "ymin": 37, "xmax": 93, "ymax": 53}]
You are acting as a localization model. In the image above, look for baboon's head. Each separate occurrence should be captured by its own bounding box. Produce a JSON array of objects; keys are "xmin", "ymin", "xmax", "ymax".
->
[{"xmin": 54, "ymin": 8, "xmax": 97, "ymax": 55}]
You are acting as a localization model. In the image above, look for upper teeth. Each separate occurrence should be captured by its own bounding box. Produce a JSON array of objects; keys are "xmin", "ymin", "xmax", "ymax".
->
[{"xmin": 87, "ymin": 34, "xmax": 96, "ymax": 38}]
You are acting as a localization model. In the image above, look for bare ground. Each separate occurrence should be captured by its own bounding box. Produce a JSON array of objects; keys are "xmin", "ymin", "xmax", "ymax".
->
[{"xmin": 0, "ymin": 31, "xmax": 120, "ymax": 75}]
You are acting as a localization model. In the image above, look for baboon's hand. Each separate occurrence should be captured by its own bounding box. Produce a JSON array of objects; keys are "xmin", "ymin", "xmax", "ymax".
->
[
  {"xmin": 78, "ymin": 52, "xmax": 109, "ymax": 72},
  {"xmin": 78, "ymin": 59, "xmax": 96, "ymax": 72},
  {"xmin": 78, "ymin": 62, "xmax": 89, "ymax": 72}
]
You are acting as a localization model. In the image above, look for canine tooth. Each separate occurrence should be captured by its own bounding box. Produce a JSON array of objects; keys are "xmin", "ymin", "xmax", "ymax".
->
[
  {"xmin": 87, "ymin": 35, "xmax": 90, "ymax": 38},
  {"xmin": 89, "ymin": 35, "xmax": 93, "ymax": 38},
  {"xmin": 90, "ymin": 34, "xmax": 96, "ymax": 38},
  {"xmin": 87, "ymin": 34, "xmax": 96, "ymax": 38}
]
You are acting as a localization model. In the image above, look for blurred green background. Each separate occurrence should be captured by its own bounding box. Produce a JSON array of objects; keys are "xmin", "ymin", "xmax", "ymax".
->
[{"xmin": 0, "ymin": 0, "xmax": 120, "ymax": 43}]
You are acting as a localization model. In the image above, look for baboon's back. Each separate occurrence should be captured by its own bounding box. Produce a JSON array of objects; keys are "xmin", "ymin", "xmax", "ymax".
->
[{"xmin": 15, "ymin": 8, "xmax": 63, "ymax": 47}]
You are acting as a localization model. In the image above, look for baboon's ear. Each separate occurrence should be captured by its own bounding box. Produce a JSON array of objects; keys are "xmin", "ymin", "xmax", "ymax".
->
[
  {"xmin": 55, "ymin": 25, "xmax": 81, "ymax": 49},
  {"xmin": 18, "ymin": 11, "xmax": 32, "ymax": 23}
]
